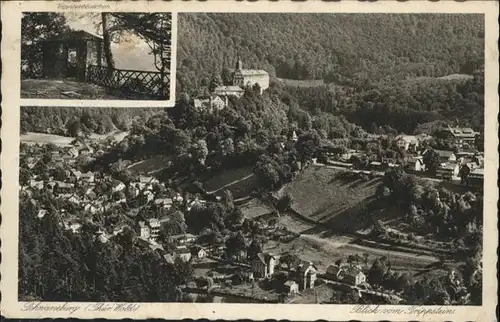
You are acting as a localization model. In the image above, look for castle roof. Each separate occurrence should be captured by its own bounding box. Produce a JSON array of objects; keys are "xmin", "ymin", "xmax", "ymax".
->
[
  {"xmin": 214, "ymin": 85, "xmax": 245, "ymax": 92},
  {"xmin": 236, "ymin": 69, "xmax": 269, "ymax": 76}
]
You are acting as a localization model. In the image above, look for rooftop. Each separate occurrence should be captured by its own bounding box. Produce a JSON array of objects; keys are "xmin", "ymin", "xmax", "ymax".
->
[
  {"xmin": 44, "ymin": 30, "xmax": 104, "ymax": 42},
  {"xmin": 434, "ymin": 150, "xmax": 455, "ymax": 158},
  {"xmin": 470, "ymin": 168, "xmax": 484, "ymax": 176},
  {"xmin": 214, "ymin": 85, "xmax": 245, "ymax": 92},
  {"xmin": 445, "ymin": 126, "xmax": 478, "ymax": 137},
  {"xmin": 256, "ymin": 252, "xmax": 276, "ymax": 265},
  {"xmin": 236, "ymin": 69, "xmax": 269, "ymax": 76},
  {"xmin": 395, "ymin": 135, "xmax": 418, "ymax": 143}
]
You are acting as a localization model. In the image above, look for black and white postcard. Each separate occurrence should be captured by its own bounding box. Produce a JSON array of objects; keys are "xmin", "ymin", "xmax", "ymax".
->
[{"xmin": 1, "ymin": 1, "xmax": 498, "ymax": 321}]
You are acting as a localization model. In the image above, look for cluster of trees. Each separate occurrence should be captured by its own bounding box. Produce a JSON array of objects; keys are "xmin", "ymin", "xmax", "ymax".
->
[
  {"xmin": 345, "ymin": 76, "xmax": 484, "ymax": 134},
  {"xmin": 20, "ymin": 106, "xmax": 162, "ymax": 135},
  {"xmin": 177, "ymin": 13, "xmax": 483, "ymax": 92},
  {"xmin": 18, "ymin": 191, "xmax": 193, "ymax": 302},
  {"xmin": 379, "ymin": 169, "xmax": 483, "ymax": 243},
  {"xmin": 21, "ymin": 12, "xmax": 70, "ymax": 77},
  {"xmin": 329, "ymin": 253, "xmax": 481, "ymax": 305},
  {"xmin": 91, "ymin": 88, "xmax": 292, "ymax": 177},
  {"xmin": 365, "ymin": 255, "xmax": 481, "ymax": 305}
]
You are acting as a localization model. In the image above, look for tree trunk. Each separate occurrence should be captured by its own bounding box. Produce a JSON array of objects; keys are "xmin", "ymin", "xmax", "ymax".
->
[{"xmin": 101, "ymin": 13, "xmax": 115, "ymax": 71}]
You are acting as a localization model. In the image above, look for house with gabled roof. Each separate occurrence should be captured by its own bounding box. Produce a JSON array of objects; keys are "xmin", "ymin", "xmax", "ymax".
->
[
  {"xmin": 175, "ymin": 246, "xmax": 192, "ymax": 262},
  {"xmin": 251, "ymin": 253, "xmax": 277, "ymax": 279},
  {"xmin": 326, "ymin": 264, "xmax": 366, "ymax": 286},
  {"xmin": 294, "ymin": 260, "xmax": 318, "ymax": 290},
  {"xmin": 435, "ymin": 150, "xmax": 457, "ymax": 163},
  {"xmin": 436, "ymin": 162, "xmax": 459, "ymax": 180},
  {"xmin": 437, "ymin": 125, "xmax": 479, "ymax": 148},
  {"xmin": 284, "ymin": 280, "xmax": 299, "ymax": 295},
  {"xmin": 394, "ymin": 135, "xmax": 419, "ymax": 152}
]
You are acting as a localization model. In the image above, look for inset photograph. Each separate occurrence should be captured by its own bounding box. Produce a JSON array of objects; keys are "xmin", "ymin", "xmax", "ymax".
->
[{"xmin": 21, "ymin": 12, "xmax": 173, "ymax": 101}]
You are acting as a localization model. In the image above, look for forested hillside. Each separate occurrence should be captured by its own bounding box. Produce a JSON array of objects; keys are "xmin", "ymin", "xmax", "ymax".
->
[
  {"xmin": 21, "ymin": 106, "xmax": 163, "ymax": 136},
  {"xmin": 279, "ymin": 74, "xmax": 484, "ymax": 134},
  {"xmin": 176, "ymin": 13, "xmax": 484, "ymax": 92}
]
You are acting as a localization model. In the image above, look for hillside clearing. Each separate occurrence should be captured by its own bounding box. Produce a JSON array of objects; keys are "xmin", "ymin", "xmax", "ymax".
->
[
  {"xmin": 128, "ymin": 155, "xmax": 172, "ymax": 174},
  {"xmin": 21, "ymin": 132, "xmax": 74, "ymax": 147},
  {"xmin": 282, "ymin": 166, "xmax": 381, "ymax": 230},
  {"xmin": 21, "ymin": 131, "xmax": 128, "ymax": 147},
  {"xmin": 203, "ymin": 166, "xmax": 258, "ymax": 199},
  {"xmin": 276, "ymin": 78, "xmax": 326, "ymax": 88},
  {"xmin": 239, "ymin": 199, "xmax": 274, "ymax": 219}
]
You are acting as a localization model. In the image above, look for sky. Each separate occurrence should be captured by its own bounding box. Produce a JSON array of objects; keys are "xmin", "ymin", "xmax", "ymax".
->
[{"xmin": 63, "ymin": 13, "xmax": 156, "ymax": 71}]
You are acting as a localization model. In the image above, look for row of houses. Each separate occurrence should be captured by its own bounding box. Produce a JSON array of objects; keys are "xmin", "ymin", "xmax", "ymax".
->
[
  {"xmin": 395, "ymin": 125, "xmax": 479, "ymax": 152},
  {"xmin": 250, "ymin": 252, "xmax": 318, "ymax": 295},
  {"xmin": 248, "ymin": 252, "xmax": 372, "ymax": 296}
]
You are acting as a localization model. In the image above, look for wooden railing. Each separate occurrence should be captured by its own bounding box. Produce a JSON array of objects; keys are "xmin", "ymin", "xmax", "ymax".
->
[{"xmin": 87, "ymin": 65, "xmax": 170, "ymax": 99}]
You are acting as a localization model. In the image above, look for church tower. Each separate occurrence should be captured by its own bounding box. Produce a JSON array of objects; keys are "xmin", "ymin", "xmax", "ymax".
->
[{"xmin": 235, "ymin": 55, "xmax": 243, "ymax": 70}]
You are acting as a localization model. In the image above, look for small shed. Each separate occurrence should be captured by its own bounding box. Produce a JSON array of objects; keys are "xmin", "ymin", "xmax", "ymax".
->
[{"xmin": 40, "ymin": 30, "xmax": 104, "ymax": 81}]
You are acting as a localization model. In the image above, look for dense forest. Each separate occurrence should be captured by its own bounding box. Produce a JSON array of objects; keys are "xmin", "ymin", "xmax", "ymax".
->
[
  {"xmin": 19, "ymin": 194, "xmax": 193, "ymax": 301},
  {"xmin": 280, "ymin": 74, "xmax": 484, "ymax": 134},
  {"xmin": 20, "ymin": 106, "xmax": 163, "ymax": 136},
  {"xmin": 177, "ymin": 13, "xmax": 484, "ymax": 91}
]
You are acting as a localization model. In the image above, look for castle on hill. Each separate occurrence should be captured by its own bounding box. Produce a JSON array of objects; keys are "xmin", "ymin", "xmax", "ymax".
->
[{"xmin": 213, "ymin": 57, "xmax": 270, "ymax": 97}]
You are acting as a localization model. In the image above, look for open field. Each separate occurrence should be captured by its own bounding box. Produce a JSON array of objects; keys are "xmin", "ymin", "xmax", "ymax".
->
[
  {"xmin": 239, "ymin": 198, "xmax": 274, "ymax": 219},
  {"xmin": 403, "ymin": 74, "xmax": 474, "ymax": 86},
  {"xmin": 276, "ymin": 78, "xmax": 326, "ymax": 88},
  {"xmin": 21, "ymin": 131, "xmax": 128, "ymax": 147},
  {"xmin": 21, "ymin": 132, "xmax": 74, "ymax": 147},
  {"xmin": 272, "ymin": 166, "xmax": 453, "ymax": 273},
  {"xmin": 128, "ymin": 155, "xmax": 172, "ymax": 174},
  {"xmin": 264, "ymin": 228, "xmax": 439, "ymax": 274},
  {"xmin": 276, "ymin": 77, "xmax": 348, "ymax": 91}
]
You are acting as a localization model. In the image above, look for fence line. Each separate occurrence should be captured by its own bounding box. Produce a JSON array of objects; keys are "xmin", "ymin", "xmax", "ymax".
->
[{"xmin": 87, "ymin": 65, "xmax": 170, "ymax": 98}]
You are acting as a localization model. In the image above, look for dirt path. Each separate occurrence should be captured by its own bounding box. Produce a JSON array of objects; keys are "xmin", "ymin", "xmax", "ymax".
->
[
  {"xmin": 207, "ymin": 173, "xmax": 255, "ymax": 194},
  {"xmin": 279, "ymin": 211, "xmax": 439, "ymax": 270}
]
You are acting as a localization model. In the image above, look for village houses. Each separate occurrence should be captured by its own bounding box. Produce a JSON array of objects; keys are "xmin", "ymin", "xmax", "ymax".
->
[
  {"xmin": 293, "ymin": 260, "xmax": 318, "ymax": 291},
  {"xmin": 326, "ymin": 264, "xmax": 367, "ymax": 286},
  {"xmin": 394, "ymin": 135, "xmax": 419, "ymax": 152},
  {"xmin": 251, "ymin": 252, "xmax": 277, "ymax": 279},
  {"xmin": 436, "ymin": 125, "xmax": 478, "ymax": 148},
  {"xmin": 436, "ymin": 162, "xmax": 460, "ymax": 180}
]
